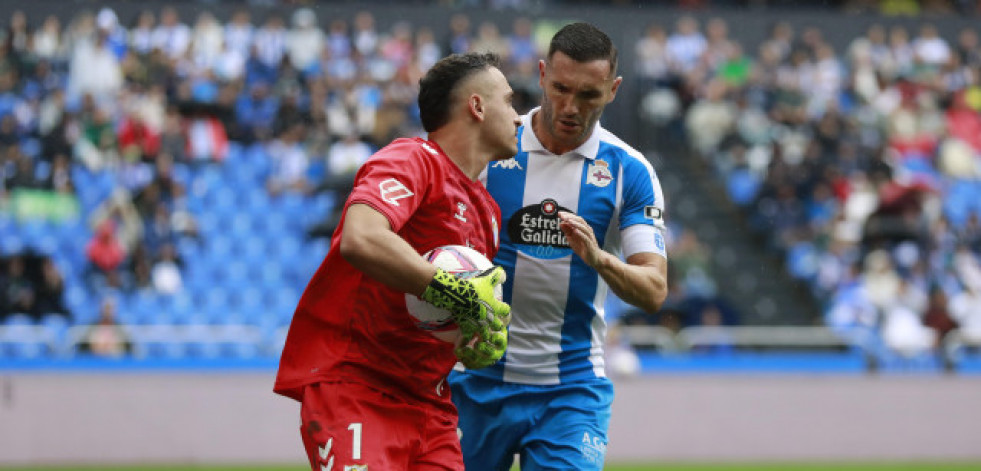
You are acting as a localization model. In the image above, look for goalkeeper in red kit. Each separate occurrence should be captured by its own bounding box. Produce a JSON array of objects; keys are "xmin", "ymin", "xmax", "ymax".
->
[{"xmin": 274, "ymin": 52, "xmax": 520, "ymax": 471}]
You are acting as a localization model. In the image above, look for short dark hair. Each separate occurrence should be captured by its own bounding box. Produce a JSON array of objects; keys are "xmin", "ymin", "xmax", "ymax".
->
[
  {"xmin": 547, "ymin": 22, "xmax": 618, "ymax": 76},
  {"xmin": 418, "ymin": 52, "xmax": 502, "ymax": 132}
]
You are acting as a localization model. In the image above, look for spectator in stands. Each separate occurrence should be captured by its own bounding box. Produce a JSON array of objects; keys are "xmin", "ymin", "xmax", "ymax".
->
[
  {"xmin": 1, "ymin": 255, "xmax": 36, "ymax": 319},
  {"xmin": 66, "ymin": 26, "xmax": 122, "ymax": 105},
  {"xmin": 144, "ymin": 202, "xmax": 177, "ymax": 258},
  {"xmin": 78, "ymin": 297, "xmax": 131, "ymax": 357},
  {"xmin": 34, "ymin": 257, "xmax": 68, "ymax": 317},
  {"xmin": 266, "ymin": 122, "xmax": 309, "ymax": 197},
  {"xmin": 33, "ymin": 15, "xmax": 65, "ymax": 62},
  {"xmin": 635, "ymin": 23, "xmax": 670, "ymax": 93},
  {"xmin": 91, "ymin": 189, "xmax": 144, "ymax": 255},
  {"xmin": 76, "ymin": 105, "xmax": 119, "ymax": 171},
  {"xmin": 234, "ymin": 81, "xmax": 277, "ymax": 143},
  {"xmin": 287, "ymin": 8, "xmax": 324, "ymax": 72},
  {"xmin": 150, "ymin": 242, "xmax": 183, "ymax": 295},
  {"xmin": 127, "ymin": 243, "xmax": 154, "ymax": 291},
  {"xmin": 923, "ymin": 285, "xmax": 958, "ymax": 345},
  {"xmin": 152, "ymin": 7, "xmax": 191, "ymax": 61},
  {"xmin": 185, "ymin": 109, "xmax": 230, "ymax": 163},
  {"xmin": 305, "ymin": 130, "xmax": 373, "ymax": 239},
  {"xmin": 254, "ymin": 15, "xmax": 287, "ymax": 71},
  {"xmin": 190, "ymin": 11, "xmax": 224, "ymax": 72},
  {"xmin": 118, "ymin": 108, "xmax": 161, "ymax": 163},
  {"xmin": 352, "ymin": 11, "xmax": 378, "ymax": 59},
  {"xmin": 4, "ymin": 149, "xmax": 44, "ymax": 190},
  {"xmin": 85, "ymin": 219, "xmax": 127, "ymax": 290},
  {"xmin": 666, "ymin": 16, "xmax": 707, "ymax": 77},
  {"xmin": 42, "ymin": 154, "xmax": 74, "ymax": 195},
  {"xmin": 224, "ymin": 10, "xmax": 254, "ymax": 61},
  {"xmin": 158, "ymin": 106, "xmax": 186, "ymax": 161},
  {"xmin": 129, "ymin": 10, "xmax": 156, "ymax": 56}
]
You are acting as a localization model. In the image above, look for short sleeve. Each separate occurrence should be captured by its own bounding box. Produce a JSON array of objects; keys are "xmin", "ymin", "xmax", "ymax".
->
[{"xmin": 347, "ymin": 141, "xmax": 434, "ymax": 232}]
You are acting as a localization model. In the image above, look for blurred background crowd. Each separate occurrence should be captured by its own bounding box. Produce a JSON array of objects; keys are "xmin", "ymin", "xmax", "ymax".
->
[{"xmin": 1, "ymin": 0, "xmax": 980, "ymax": 366}]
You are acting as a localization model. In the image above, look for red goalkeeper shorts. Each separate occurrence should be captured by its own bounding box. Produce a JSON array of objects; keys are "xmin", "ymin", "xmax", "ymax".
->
[{"xmin": 299, "ymin": 381, "xmax": 464, "ymax": 471}]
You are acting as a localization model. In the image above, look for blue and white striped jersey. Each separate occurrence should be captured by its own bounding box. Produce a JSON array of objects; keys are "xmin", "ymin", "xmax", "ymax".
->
[{"xmin": 470, "ymin": 109, "xmax": 667, "ymax": 385}]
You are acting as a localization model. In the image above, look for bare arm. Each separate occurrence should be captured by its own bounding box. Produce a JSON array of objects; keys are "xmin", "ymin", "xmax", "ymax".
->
[
  {"xmin": 339, "ymin": 203, "xmax": 437, "ymax": 296},
  {"xmin": 559, "ymin": 211, "xmax": 668, "ymax": 313}
]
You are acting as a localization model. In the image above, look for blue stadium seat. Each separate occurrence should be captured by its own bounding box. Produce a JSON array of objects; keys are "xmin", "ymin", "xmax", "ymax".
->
[
  {"xmin": 0, "ymin": 324, "xmax": 52, "ymax": 359},
  {"xmin": 184, "ymin": 324, "xmax": 221, "ymax": 359},
  {"xmin": 135, "ymin": 325, "xmax": 184, "ymax": 359},
  {"xmin": 40, "ymin": 313, "xmax": 70, "ymax": 344},
  {"xmin": 1, "ymin": 233, "xmax": 25, "ymax": 255},
  {"xmin": 4, "ymin": 313, "xmax": 34, "ymax": 326},
  {"xmin": 216, "ymin": 324, "xmax": 261, "ymax": 358}
]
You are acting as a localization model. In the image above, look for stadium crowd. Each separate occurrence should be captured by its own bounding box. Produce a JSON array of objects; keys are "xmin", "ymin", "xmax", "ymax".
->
[
  {"xmin": 1, "ymin": 4, "xmax": 979, "ymax": 362},
  {"xmin": 638, "ymin": 14, "xmax": 981, "ymax": 359}
]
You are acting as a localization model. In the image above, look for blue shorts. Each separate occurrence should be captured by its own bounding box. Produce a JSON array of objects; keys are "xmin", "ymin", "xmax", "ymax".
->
[{"xmin": 448, "ymin": 371, "xmax": 613, "ymax": 471}]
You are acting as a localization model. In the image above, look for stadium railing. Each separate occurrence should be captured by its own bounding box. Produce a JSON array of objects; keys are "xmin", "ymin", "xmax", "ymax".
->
[
  {"xmin": 942, "ymin": 328, "xmax": 981, "ymax": 373},
  {"xmin": 2, "ymin": 324, "xmax": 979, "ymax": 374}
]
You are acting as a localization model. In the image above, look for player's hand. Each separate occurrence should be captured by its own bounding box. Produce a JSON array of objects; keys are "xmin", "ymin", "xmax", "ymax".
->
[
  {"xmin": 455, "ymin": 328, "xmax": 508, "ymax": 369},
  {"xmin": 558, "ymin": 211, "xmax": 603, "ymax": 267},
  {"xmin": 420, "ymin": 266, "xmax": 511, "ymax": 367}
]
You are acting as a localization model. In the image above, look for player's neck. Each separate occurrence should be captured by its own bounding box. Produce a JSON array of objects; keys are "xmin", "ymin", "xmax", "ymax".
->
[
  {"xmin": 531, "ymin": 111, "xmax": 581, "ymax": 156},
  {"xmin": 428, "ymin": 131, "xmax": 485, "ymax": 181}
]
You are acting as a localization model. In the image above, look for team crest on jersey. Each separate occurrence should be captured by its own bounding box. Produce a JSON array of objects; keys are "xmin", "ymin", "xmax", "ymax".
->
[
  {"xmin": 492, "ymin": 157, "xmax": 523, "ymax": 170},
  {"xmin": 586, "ymin": 160, "xmax": 613, "ymax": 188},
  {"xmin": 379, "ymin": 178, "xmax": 413, "ymax": 206},
  {"xmin": 343, "ymin": 466, "xmax": 368, "ymax": 471}
]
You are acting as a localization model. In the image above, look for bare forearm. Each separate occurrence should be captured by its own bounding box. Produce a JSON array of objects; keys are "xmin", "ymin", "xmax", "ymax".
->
[
  {"xmin": 592, "ymin": 251, "xmax": 668, "ymax": 313},
  {"xmin": 339, "ymin": 204, "xmax": 436, "ymax": 296}
]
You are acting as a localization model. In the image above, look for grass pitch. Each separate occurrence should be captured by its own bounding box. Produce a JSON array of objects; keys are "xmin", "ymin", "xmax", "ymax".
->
[{"xmin": 3, "ymin": 464, "xmax": 981, "ymax": 471}]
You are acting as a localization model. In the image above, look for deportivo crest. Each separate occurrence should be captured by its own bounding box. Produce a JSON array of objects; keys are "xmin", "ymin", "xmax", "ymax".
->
[
  {"xmin": 379, "ymin": 178, "xmax": 413, "ymax": 206},
  {"xmin": 586, "ymin": 160, "xmax": 613, "ymax": 187}
]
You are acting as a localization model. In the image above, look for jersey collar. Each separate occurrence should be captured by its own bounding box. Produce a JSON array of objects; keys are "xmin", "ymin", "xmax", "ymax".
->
[{"xmin": 521, "ymin": 107, "xmax": 601, "ymax": 160}]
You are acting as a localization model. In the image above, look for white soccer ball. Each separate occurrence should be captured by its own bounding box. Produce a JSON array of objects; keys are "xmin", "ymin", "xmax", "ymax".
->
[{"xmin": 405, "ymin": 245, "xmax": 502, "ymax": 344}]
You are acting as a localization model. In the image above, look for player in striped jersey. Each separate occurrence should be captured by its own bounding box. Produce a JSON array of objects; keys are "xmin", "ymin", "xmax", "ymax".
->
[{"xmin": 449, "ymin": 23, "xmax": 669, "ymax": 471}]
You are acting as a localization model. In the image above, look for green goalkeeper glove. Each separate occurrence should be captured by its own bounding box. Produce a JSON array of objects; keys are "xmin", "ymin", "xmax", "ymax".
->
[{"xmin": 420, "ymin": 266, "xmax": 511, "ymax": 368}]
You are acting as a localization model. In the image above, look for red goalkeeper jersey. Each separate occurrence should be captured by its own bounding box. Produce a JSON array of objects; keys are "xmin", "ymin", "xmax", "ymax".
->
[{"xmin": 274, "ymin": 138, "xmax": 501, "ymax": 412}]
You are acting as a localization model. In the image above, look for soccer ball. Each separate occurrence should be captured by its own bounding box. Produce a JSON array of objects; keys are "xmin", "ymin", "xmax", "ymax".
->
[{"xmin": 405, "ymin": 245, "xmax": 502, "ymax": 344}]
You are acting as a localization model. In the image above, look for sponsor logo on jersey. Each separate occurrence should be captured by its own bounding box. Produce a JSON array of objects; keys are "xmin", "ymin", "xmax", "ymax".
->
[
  {"xmin": 379, "ymin": 178, "xmax": 413, "ymax": 206},
  {"xmin": 454, "ymin": 202, "xmax": 468, "ymax": 222},
  {"xmin": 508, "ymin": 199, "xmax": 571, "ymax": 257},
  {"xmin": 492, "ymin": 157, "xmax": 523, "ymax": 170},
  {"xmin": 644, "ymin": 205, "xmax": 663, "ymax": 223},
  {"xmin": 343, "ymin": 466, "xmax": 367, "ymax": 471},
  {"xmin": 586, "ymin": 160, "xmax": 613, "ymax": 188}
]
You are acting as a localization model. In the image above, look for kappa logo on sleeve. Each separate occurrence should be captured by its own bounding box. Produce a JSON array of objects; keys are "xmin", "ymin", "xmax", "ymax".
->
[{"xmin": 379, "ymin": 178, "xmax": 414, "ymax": 206}]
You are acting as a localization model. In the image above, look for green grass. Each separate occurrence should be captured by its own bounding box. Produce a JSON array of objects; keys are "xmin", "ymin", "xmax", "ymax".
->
[{"xmin": 3, "ymin": 463, "xmax": 981, "ymax": 471}]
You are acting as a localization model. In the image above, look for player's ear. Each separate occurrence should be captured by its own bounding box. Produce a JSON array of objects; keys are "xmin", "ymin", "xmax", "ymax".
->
[
  {"xmin": 469, "ymin": 94, "xmax": 484, "ymax": 121},
  {"xmin": 608, "ymin": 76, "xmax": 623, "ymax": 103}
]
